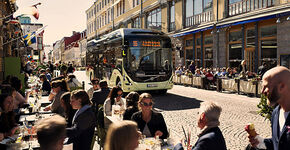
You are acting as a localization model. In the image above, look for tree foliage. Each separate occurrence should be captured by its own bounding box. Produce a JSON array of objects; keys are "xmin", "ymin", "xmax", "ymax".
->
[{"xmin": 257, "ymin": 94, "xmax": 274, "ymax": 121}]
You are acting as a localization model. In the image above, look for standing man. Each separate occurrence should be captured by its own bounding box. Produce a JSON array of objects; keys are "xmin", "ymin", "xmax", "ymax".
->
[
  {"xmin": 48, "ymin": 61, "xmax": 54, "ymax": 77},
  {"xmin": 248, "ymin": 66, "xmax": 290, "ymax": 150},
  {"xmin": 91, "ymin": 80, "xmax": 110, "ymax": 112}
]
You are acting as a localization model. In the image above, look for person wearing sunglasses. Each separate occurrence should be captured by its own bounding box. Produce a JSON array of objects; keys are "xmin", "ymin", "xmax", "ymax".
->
[
  {"xmin": 44, "ymin": 80, "xmax": 69, "ymax": 115},
  {"xmin": 104, "ymin": 86, "xmax": 126, "ymax": 116},
  {"xmin": 131, "ymin": 93, "xmax": 168, "ymax": 139}
]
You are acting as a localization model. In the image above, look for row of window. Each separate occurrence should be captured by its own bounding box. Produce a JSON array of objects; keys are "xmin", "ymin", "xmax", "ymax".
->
[{"xmin": 182, "ymin": 25, "xmax": 277, "ymax": 69}]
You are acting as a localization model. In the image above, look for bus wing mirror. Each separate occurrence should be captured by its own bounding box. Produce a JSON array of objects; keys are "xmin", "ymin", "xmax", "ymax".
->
[{"xmin": 122, "ymin": 45, "xmax": 128, "ymax": 57}]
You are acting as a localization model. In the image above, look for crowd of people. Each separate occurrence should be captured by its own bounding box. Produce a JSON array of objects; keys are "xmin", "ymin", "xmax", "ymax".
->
[
  {"xmin": 175, "ymin": 61, "xmax": 270, "ymax": 81},
  {"xmin": 0, "ymin": 60, "xmax": 289, "ymax": 150}
]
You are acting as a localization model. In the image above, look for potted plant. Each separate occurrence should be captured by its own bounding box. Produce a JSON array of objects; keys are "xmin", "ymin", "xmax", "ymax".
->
[{"xmin": 257, "ymin": 94, "xmax": 274, "ymax": 121}]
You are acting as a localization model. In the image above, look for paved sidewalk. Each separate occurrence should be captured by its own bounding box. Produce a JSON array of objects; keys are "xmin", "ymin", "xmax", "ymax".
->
[{"xmin": 155, "ymin": 85, "xmax": 271, "ymax": 150}]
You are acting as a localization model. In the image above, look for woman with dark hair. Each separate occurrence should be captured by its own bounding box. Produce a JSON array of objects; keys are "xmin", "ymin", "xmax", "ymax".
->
[
  {"xmin": 104, "ymin": 86, "xmax": 126, "ymax": 116},
  {"xmin": 44, "ymin": 80, "xmax": 68, "ymax": 115},
  {"xmin": 39, "ymin": 74, "xmax": 51, "ymax": 95},
  {"xmin": 0, "ymin": 86, "xmax": 19, "ymax": 110},
  {"xmin": 66, "ymin": 90, "xmax": 96, "ymax": 150},
  {"xmin": 0, "ymin": 94, "xmax": 18, "ymax": 138},
  {"xmin": 9, "ymin": 77, "xmax": 30, "ymax": 109},
  {"xmin": 60, "ymin": 92, "xmax": 76, "ymax": 127},
  {"xmin": 123, "ymin": 92, "xmax": 139, "ymax": 120},
  {"xmin": 131, "ymin": 93, "xmax": 168, "ymax": 139}
]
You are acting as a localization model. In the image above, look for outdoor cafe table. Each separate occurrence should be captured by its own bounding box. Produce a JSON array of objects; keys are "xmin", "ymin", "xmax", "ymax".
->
[{"xmin": 104, "ymin": 115, "xmax": 175, "ymax": 149}]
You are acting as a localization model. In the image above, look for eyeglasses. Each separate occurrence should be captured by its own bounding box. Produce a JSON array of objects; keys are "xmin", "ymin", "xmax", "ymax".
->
[{"xmin": 141, "ymin": 102, "xmax": 153, "ymax": 106}]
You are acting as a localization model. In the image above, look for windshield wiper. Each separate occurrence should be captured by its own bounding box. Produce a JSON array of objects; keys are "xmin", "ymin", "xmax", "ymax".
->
[{"xmin": 144, "ymin": 75, "xmax": 163, "ymax": 82}]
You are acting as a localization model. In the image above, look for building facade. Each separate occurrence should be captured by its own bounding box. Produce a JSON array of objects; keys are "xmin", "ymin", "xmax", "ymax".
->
[
  {"xmin": 52, "ymin": 40, "xmax": 63, "ymax": 63},
  {"xmin": 0, "ymin": 0, "xmax": 24, "ymax": 80},
  {"xmin": 79, "ymin": 30, "xmax": 87, "ymax": 67},
  {"xmin": 86, "ymin": 0, "xmax": 290, "ymax": 71},
  {"xmin": 21, "ymin": 22, "xmax": 44, "ymax": 63}
]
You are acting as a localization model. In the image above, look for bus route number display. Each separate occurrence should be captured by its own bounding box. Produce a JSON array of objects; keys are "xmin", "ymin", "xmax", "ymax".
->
[{"xmin": 132, "ymin": 40, "xmax": 161, "ymax": 47}]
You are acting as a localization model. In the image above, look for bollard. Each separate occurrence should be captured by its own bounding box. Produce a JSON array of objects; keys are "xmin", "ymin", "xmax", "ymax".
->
[{"xmin": 82, "ymin": 81, "xmax": 85, "ymax": 90}]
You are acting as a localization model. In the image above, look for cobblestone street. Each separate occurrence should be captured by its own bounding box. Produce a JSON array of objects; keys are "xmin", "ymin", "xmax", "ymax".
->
[
  {"xmin": 154, "ymin": 85, "xmax": 271, "ymax": 150},
  {"xmin": 74, "ymin": 71, "xmax": 271, "ymax": 150}
]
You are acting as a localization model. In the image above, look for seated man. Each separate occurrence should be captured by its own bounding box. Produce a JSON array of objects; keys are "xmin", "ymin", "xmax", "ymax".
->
[
  {"xmin": 174, "ymin": 101, "xmax": 227, "ymax": 150},
  {"xmin": 35, "ymin": 115, "xmax": 67, "ymax": 150}
]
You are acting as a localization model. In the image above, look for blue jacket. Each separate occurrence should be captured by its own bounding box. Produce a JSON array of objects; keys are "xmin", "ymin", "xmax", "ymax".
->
[
  {"xmin": 264, "ymin": 106, "xmax": 290, "ymax": 150},
  {"xmin": 174, "ymin": 127, "xmax": 227, "ymax": 150}
]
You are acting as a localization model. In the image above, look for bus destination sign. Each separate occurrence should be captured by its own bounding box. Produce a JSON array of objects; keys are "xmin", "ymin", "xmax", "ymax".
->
[{"xmin": 131, "ymin": 40, "xmax": 161, "ymax": 47}]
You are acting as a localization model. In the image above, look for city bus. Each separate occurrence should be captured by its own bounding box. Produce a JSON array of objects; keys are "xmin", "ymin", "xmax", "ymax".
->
[{"xmin": 90, "ymin": 28, "xmax": 173, "ymax": 93}]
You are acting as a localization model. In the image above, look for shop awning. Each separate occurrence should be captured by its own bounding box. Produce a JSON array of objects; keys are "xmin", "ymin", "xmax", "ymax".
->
[
  {"xmin": 216, "ymin": 7, "xmax": 290, "ymax": 29},
  {"xmin": 172, "ymin": 24, "xmax": 214, "ymax": 37}
]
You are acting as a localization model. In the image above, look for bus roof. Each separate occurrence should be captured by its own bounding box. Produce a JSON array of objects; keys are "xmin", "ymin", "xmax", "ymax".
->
[{"xmin": 88, "ymin": 28, "xmax": 168, "ymax": 47}]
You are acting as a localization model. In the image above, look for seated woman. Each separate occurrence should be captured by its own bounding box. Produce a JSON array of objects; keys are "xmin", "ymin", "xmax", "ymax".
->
[
  {"xmin": 44, "ymin": 80, "xmax": 69, "ymax": 116},
  {"xmin": 9, "ymin": 77, "xmax": 30, "ymax": 109},
  {"xmin": 131, "ymin": 93, "xmax": 168, "ymax": 139},
  {"xmin": 66, "ymin": 90, "xmax": 96, "ymax": 150},
  {"xmin": 0, "ymin": 94, "xmax": 19, "ymax": 138},
  {"xmin": 105, "ymin": 120, "xmax": 140, "ymax": 150},
  {"xmin": 123, "ymin": 92, "xmax": 139, "ymax": 120},
  {"xmin": 39, "ymin": 74, "xmax": 51, "ymax": 95},
  {"xmin": 66, "ymin": 74, "xmax": 82, "ymax": 90},
  {"xmin": 60, "ymin": 92, "xmax": 76, "ymax": 127},
  {"xmin": 104, "ymin": 86, "xmax": 126, "ymax": 116}
]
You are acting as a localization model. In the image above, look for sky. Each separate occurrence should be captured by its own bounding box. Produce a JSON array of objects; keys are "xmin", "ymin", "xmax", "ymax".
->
[{"xmin": 16, "ymin": 0, "xmax": 94, "ymax": 46}]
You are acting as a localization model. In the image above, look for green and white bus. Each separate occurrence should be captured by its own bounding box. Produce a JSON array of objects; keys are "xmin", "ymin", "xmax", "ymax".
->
[{"xmin": 89, "ymin": 28, "xmax": 173, "ymax": 93}]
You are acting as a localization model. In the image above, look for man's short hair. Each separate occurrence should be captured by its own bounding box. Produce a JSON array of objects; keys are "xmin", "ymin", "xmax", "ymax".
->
[
  {"xmin": 35, "ymin": 115, "xmax": 67, "ymax": 147},
  {"xmin": 99, "ymin": 80, "xmax": 108, "ymax": 88},
  {"xmin": 91, "ymin": 78, "xmax": 99, "ymax": 85},
  {"xmin": 199, "ymin": 101, "xmax": 222, "ymax": 125}
]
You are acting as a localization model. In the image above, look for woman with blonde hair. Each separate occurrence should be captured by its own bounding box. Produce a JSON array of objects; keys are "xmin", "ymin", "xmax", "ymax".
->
[{"xmin": 104, "ymin": 120, "xmax": 140, "ymax": 150}]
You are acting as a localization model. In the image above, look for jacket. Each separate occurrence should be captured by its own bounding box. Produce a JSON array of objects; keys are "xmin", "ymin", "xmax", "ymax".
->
[
  {"xmin": 91, "ymin": 88, "xmax": 110, "ymax": 108},
  {"xmin": 174, "ymin": 127, "xmax": 227, "ymax": 150},
  {"xmin": 264, "ymin": 106, "xmax": 290, "ymax": 150},
  {"xmin": 66, "ymin": 107, "xmax": 96, "ymax": 150},
  {"xmin": 131, "ymin": 111, "xmax": 168, "ymax": 139}
]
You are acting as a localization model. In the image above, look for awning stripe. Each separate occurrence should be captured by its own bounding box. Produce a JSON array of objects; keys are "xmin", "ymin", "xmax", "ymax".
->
[
  {"xmin": 217, "ymin": 11, "xmax": 290, "ymax": 29},
  {"xmin": 173, "ymin": 26, "xmax": 213, "ymax": 37}
]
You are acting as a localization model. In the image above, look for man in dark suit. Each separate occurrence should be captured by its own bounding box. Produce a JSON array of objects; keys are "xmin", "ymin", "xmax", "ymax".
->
[
  {"xmin": 91, "ymin": 80, "xmax": 110, "ymax": 111},
  {"xmin": 174, "ymin": 101, "xmax": 227, "ymax": 150},
  {"xmin": 248, "ymin": 66, "xmax": 290, "ymax": 150},
  {"xmin": 257, "ymin": 62, "xmax": 268, "ymax": 78}
]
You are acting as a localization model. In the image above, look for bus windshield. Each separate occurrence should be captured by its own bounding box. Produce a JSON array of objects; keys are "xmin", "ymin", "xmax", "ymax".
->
[{"xmin": 124, "ymin": 38, "xmax": 172, "ymax": 82}]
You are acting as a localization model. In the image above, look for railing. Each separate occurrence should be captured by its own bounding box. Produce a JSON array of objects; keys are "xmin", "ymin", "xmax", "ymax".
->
[
  {"xmin": 169, "ymin": 22, "xmax": 176, "ymax": 32},
  {"xmin": 172, "ymin": 75, "xmax": 263, "ymax": 97},
  {"xmin": 185, "ymin": 10, "xmax": 213, "ymax": 27},
  {"xmin": 229, "ymin": 0, "xmax": 275, "ymax": 16}
]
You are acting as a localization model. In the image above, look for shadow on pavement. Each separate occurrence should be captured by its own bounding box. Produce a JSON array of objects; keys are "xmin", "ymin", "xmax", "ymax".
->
[{"xmin": 152, "ymin": 93, "xmax": 202, "ymax": 111}]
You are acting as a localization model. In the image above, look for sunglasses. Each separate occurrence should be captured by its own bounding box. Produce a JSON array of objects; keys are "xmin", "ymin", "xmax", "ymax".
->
[{"xmin": 141, "ymin": 102, "xmax": 153, "ymax": 106}]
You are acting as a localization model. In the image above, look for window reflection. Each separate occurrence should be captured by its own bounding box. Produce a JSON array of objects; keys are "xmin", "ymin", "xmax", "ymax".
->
[{"xmin": 147, "ymin": 8, "xmax": 162, "ymax": 30}]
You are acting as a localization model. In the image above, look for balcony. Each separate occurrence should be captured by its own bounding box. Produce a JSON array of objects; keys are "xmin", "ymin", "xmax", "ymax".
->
[
  {"xmin": 229, "ymin": 0, "xmax": 275, "ymax": 16},
  {"xmin": 185, "ymin": 10, "xmax": 213, "ymax": 27}
]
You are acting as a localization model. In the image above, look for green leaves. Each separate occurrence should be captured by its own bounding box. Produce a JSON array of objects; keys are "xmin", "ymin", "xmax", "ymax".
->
[{"xmin": 257, "ymin": 94, "xmax": 274, "ymax": 121}]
